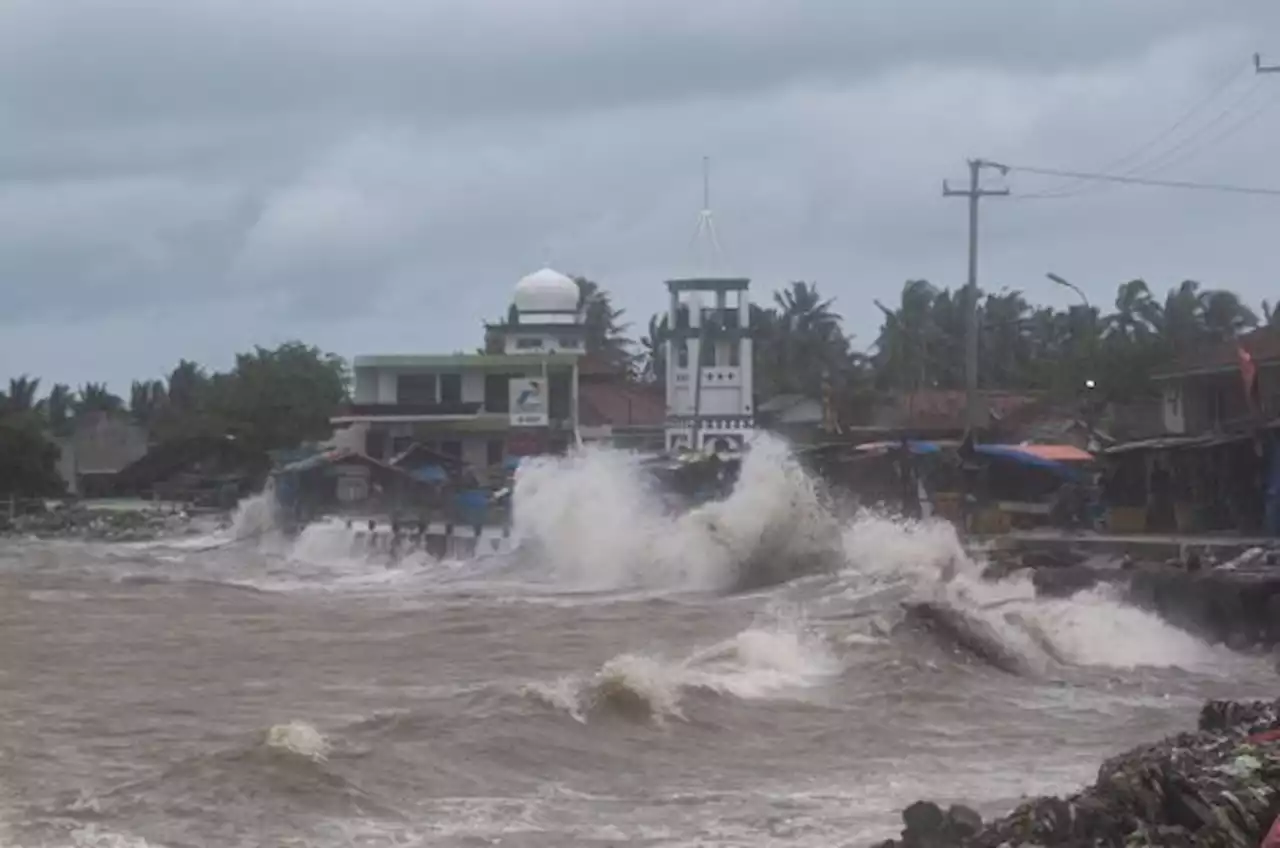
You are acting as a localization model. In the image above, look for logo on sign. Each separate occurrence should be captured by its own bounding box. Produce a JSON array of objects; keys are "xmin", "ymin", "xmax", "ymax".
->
[{"xmin": 509, "ymin": 377, "xmax": 548, "ymax": 427}]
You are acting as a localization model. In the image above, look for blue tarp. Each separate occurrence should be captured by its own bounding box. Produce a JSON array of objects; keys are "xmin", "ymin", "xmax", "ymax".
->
[
  {"xmin": 856, "ymin": 440, "xmax": 941, "ymax": 456},
  {"xmin": 975, "ymin": 444, "xmax": 1082, "ymax": 479},
  {"xmin": 453, "ymin": 489, "xmax": 490, "ymax": 526},
  {"xmin": 409, "ymin": 464, "xmax": 448, "ymax": 484}
]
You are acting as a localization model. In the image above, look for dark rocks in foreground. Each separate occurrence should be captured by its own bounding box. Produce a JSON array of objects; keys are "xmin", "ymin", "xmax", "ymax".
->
[{"xmin": 872, "ymin": 696, "xmax": 1280, "ymax": 847}]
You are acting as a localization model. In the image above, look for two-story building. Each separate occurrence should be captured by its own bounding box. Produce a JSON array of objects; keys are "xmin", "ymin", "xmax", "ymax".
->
[
  {"xmin": 1151, "ymin": 327, "xmax": 1280, "ymax": 434},
  {"xmin": 329, "ymin": 268, "xmax": 588, "ymax": 477}
]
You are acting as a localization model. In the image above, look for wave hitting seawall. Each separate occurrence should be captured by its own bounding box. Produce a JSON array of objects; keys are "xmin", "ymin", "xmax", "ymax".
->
[{"xmin": 1, "ymin": 435, "xmax": 1273, "ymax": 848}]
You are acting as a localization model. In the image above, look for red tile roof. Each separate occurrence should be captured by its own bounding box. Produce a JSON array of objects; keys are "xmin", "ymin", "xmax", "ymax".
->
[
  {"xmin": 579, "ymin": 381, "xmax": 666, "ymax": 428},
  {"xmin": 873, "ymin": 390, "xmax": 1040, "ymax": 429}
]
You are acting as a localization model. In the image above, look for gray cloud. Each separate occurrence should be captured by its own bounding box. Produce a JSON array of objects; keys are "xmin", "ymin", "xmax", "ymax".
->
[{"xmin": 2, "ymin": 1, "xmax": 1280, "ymax": 388}]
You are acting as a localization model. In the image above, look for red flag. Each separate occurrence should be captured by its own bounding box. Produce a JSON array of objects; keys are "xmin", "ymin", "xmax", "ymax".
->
[
  {"xmin": 1238, "ymin": 345, "xmax": 1259, "ymax": 412},
  {"xmin": 1262, "ymin": 813, "xmax": 1280, "ymax": 848}
]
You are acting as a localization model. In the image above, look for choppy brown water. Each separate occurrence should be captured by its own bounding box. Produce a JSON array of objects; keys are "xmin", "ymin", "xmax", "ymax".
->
[{"xmin": 2, "ymin": 448, "xmax": 1276, "ymax": 847}]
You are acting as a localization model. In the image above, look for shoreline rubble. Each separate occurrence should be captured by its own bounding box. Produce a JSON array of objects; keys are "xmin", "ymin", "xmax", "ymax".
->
[
  {"xmin": 872, "ymin": 696, "xmax": 1280, "ymax": 847},
  {"xmin": 0, "ymin": 502, "xmax": 201, "ymax": 542}
]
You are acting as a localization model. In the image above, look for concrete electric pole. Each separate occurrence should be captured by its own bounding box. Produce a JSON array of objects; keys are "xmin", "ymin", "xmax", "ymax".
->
[{"xmin": 943, "ymin": 159, "xmax": 1008, "ymax": 435}]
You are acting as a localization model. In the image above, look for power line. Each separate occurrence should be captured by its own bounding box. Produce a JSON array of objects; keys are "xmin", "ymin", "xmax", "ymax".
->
[
  {"xmin": 1133, "ymin": 85, "xmax": 1280, "ymax": 177},
  {"xmin": 1118, "ymin": 76, "xmax": 1271, "ymax": 181},
  {"xmin": 1021, "ymin": 59, "xmax": 1252, "ymax": 199},
  {"xmin": 993, "ymin": 163, "xmax": 1280, "ymax": 196}
]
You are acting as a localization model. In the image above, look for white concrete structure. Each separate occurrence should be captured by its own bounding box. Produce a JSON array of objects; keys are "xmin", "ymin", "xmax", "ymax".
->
[
  {"xmin": 502, "ymin": 267, "xmax": 587, "ymax": 356},
  {"xmin": 663, "ymin": 277, "xmax": 754, "ymax": 454},
  {"xmin": 331, "ymin": 266, "xmax": 587, "ymax": 471}
]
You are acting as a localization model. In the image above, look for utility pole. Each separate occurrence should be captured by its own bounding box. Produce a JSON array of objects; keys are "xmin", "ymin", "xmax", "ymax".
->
[
  {"xmin": 943, "ymin": 159, "xmax": 1008, "ymax": 434},
  {"xmin": 1255, "ymin": 53, "xmax": 1280, "ymax": 74}
]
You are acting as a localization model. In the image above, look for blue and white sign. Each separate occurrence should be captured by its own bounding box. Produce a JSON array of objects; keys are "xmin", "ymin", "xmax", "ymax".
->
[{"xmin": 509, "ymin": 377, "xmax": 548, "ymax": 427}]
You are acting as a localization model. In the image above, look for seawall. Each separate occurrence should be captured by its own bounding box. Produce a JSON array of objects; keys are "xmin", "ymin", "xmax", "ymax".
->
[
  {"xmin": 984, "ymin": 535, "xmax": 1280, "ymax": 648},
  {"xmin": 1123, "ymin": 563, "xmax": 1280, "ymax": 648}
]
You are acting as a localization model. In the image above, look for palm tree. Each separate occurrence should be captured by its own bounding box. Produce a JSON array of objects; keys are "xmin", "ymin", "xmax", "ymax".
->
[
  {"xmin": 574, "ymin": 276, "xmax": 634, "ymax": 373},
  {"xmin": 129, "ymin": 380, "xmax": 168, "ymax": 427},
  {"xmin": 1199, "ymin": 289, "xmax": 1257, "ymax": 342},
  {"xmin": 76, "ymin": 383, "xmax": 124, "ymax": 417},
  {"xmin": 1104, "ymin": 279, "xmax": 1160, "ymax": 343},
  {"xmin": 166, "ymin": 360, "xmax": 207, "ymax": 414},
  {"xmin": 638, "ymin": 314, "xmax": 669, "ymax": 383},
  {"xmin": 769, "ymin": 281, "xmax": 850, "ymax": 397},
  {"xmin": 45, "ymin": 384, "xmax": 74, "ymax": 435},
  {"xmin": 5, "ymin": 376, "xmax": 42, "ymax": 414}
]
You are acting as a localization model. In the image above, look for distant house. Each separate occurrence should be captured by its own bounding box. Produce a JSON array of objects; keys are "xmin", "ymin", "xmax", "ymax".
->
[
  {"xmin": 856, "ymin": 389, "xmax": 1042, "ymax": 435},
  {"xmin": 56, "ymin": 412, "xmax": 150, "ymax": 497},
  {"xmin": 756, "ymin": 394, "xmax": 825, "ymax": 443},
  {"xmin": 577, "ymin": 356, "xmax": 666, "ymax": 451},
  {"xmin": 1151, "ymin": 326, "xmax": 1280, "ymax": 435}
]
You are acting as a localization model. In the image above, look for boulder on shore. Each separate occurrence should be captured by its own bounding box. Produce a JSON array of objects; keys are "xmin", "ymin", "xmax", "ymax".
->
[{"xmin": 873, "ymin": 696, "xmax": 1280, "ymax": 847}]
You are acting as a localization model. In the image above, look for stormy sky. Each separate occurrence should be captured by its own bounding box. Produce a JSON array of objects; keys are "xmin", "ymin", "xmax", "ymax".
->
[{"xmin": 3, "ymin": 1, "xmax": 1280, "ymax": 390}]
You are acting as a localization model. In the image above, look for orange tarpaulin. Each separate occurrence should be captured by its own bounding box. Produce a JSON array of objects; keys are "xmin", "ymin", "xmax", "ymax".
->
[{"xmin": 1010, "ymin": 444, "xmax": 1093, "ymax": 462}]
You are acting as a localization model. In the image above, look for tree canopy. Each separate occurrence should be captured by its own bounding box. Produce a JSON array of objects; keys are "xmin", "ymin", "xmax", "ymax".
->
[
  {"xmin": 635, "ymin": 277, "xmax": 1265, "ymax": 406},
  {"xmin": 0, "ymin": 342, "xmax": 350, "ymax": 495}
]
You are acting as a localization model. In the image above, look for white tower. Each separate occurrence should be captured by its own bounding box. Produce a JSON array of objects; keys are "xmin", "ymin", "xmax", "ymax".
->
[
  {"xmin": 662, "ymin": 158, "xmax": 753, "ymax": 454},
  {"xmin": 664, "ymin": 278, "xmax": 753, "ymax": 454}
]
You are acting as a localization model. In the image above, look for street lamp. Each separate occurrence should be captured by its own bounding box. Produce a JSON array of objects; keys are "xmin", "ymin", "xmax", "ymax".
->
[{"xmin": 1045, "ymin": 272, "xmax": 1090, "ymax": 311}]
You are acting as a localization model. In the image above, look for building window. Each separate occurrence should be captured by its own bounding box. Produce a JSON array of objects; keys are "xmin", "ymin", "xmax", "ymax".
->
[
  {"xmin": 366, "ymin": 429, "xmax": 388, "ymax": 460},
  {"xmin": 729, "ymin": 343, "xmax": 740, "ymax": 367},
  {"xmin": 558, "ymin": 337, "xmax": 581, "ymax": 349},
  {"xmin": 549, "ymin": 371, "xmax": 571, "ymax": 420},
  {"xmin": 397, "ymin": 374, "xmax": 437, "ymax": 405},
  {"xmin": 486, "ymin": 439, "xmax": 504, "ymax": 467},
  {"xmin": 440, "ymin": 373, "xmax": 462, "ymax": 404},
  {"xmin": 677, "ymin": 341, "xmax": 689, "ymax": 368},
  {"xmin": 699, "ymin": 340, "xmax": 714, "ymax": 368},
  {"xmin": 676, "ymin": 304, "xmax": 690, "ymax": 329},
  {"xmin": 516, "ymin": 337, "xmax": 544, "ymax": 350},
  {"xmin": 485, "ymin": 374, "xmax": 512, "ymax": 412}
]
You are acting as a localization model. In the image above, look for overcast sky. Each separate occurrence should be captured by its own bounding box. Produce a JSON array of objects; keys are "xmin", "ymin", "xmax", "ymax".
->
[{"xmin": 3, "ymin": 1, "xmax": 1280, "ymax": 391}]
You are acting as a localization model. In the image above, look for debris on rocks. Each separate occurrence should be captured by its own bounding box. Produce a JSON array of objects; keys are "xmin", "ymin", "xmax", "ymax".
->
[
  {"xmin": 873, "ymin": 696, "xmax": 1280, "ymax": 847},
  {"xmin": 0, "ymin": 503, "xmax": 195, "ymax": 542}
]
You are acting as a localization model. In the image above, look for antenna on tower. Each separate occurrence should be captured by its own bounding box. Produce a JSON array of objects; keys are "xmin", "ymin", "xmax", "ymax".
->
[{"xmin": 689, "ymin": 155, "xmax": 725, "ymax": 273}]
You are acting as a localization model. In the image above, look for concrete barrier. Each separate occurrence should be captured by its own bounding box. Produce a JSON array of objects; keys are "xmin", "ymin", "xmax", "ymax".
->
[{"xmin": 1123, "ymin": 563, "xmax": 1280, "ymax": 648}]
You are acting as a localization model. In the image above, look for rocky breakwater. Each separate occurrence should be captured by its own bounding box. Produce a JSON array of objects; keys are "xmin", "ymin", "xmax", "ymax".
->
[
  {"xmin": 0, "ymin": 502, "xmax": 195, "ymax": 542},
  {"xmin": 871, "ymin": 696, "xmax": 1280, "ymax": 847},
  {"xmin": 1125, "ymin": 556, "xmax": 1280, "ymax": 650},
  {"xmin": 983, "ymin": 545, "xmax": 1280, "ymax": 650}
]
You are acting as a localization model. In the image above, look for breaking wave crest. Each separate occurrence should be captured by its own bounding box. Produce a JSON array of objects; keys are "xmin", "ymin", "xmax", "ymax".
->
[
  {"xmin": 141, "ymin": 437, "xmax": 1226, "ymax": 679},
  {"xmin": 522, "ymin": 617, "xmax": 840, "ymax": 723},
  {"xmin": 834, "ymin": 513, "xmax": 1225, "ymax": 674},
  {"xmin": 510, "ymin": 435, "xmax": 842, "ymax": 593}
]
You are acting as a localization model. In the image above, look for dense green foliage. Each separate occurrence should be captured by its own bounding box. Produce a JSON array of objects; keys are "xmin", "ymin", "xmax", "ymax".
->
[
  {"xmin": 0, "ymin": 411, "xmax": 63, "ymax": 498},
  {"xmin": 633, "ymin": 278, "xmax": 1266, "ymax": 405},
  {"xmin": 0, "ymin": 343, "xmax": 349, "ymax": 495}
]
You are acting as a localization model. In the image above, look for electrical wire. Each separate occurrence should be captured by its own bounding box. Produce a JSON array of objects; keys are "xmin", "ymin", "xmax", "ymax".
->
[
  {"xmin": 994, "ymin": 163, "xmax": 1280, "ymax": 196},
  {"xmin": 1019, "ymin": 60, "xmax": 1255, "ymax": 199},
  {"xmin": 1124, "ymin": 84, "xmax": 1280, "ymax": 178}
]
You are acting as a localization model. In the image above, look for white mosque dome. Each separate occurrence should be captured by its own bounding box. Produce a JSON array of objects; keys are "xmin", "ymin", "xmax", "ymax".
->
[{"xmin": 513, "ymin": 267, "xmax": 580, "ymax": 314}]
